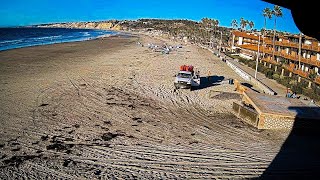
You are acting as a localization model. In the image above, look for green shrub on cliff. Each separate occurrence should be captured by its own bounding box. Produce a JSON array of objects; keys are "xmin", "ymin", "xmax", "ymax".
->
[
  {"xmin": 272, "ymin": 73, "xmax": 280, "ymax": 80},
  {"xmin": 265, "ymin": 70, "xmax": 274, "ymax": 79}
]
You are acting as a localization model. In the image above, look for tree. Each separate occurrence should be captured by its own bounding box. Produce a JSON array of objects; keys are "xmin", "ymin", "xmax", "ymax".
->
[
  {"xmin": 262, "ymin": 7, "xmax": 273, "ymax": 56},
  {"xmin": 262, "ymin": 7, "xmax": 272, "ymax": 34},
  {"xmin": 212, "ymin": 19, "xmax": 219, "ymax": 38},
  {"xmin": 201, "ymin": 18, "xmax": 209, "ymax": 28},
  {"xmin": 271, "ymin": 5, "xmax": 283, "ymax": 61},
  {"xmin": 245, "ymin": 20, "xmax": 250, "ymax": 31},
  {"xmin": 201, "ymin": 18, "xmax": 210, "ymax": 43},
  {"xmin": 240, "ymin": 18, "xmax": 247, "ymax": 31},
  {"xmin": 249, "ymin": 21, "xmax": 254, "ymax": 31},
  {"xmin": 231, "ymin": 19, "xmax": 238, "ymax": 30}
]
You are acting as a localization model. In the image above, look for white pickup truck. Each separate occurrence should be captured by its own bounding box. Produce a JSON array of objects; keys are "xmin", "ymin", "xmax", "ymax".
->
[{"xmin": 174, "ymin": 70, "xmax": 200, "ymax": 90}]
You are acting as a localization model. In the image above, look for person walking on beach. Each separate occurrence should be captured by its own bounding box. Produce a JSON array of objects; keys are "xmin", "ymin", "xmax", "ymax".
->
[{"xmin": 207, "ymin": 70, "xmax": 212, "ymax": 83}]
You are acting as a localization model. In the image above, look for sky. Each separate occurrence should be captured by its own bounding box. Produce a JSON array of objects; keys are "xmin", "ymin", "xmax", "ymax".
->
[{"xmin": 0, "ymin": 0, "xmax": 300, "ymax": 34}]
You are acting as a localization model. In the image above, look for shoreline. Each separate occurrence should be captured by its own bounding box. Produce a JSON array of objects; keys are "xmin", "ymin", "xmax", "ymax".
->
[{"xmin": 0, "ymin": 28, "xmax": 130, "ymax": 52}]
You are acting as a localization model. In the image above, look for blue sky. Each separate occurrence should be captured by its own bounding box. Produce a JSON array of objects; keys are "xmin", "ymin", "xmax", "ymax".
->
[{"xmin": 0, "ymin": 0, "xmax": 300, "ymax": 33}]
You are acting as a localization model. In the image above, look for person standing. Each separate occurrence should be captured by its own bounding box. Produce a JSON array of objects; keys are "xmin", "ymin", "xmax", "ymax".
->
[
  {"xmin": 207, "ymin": 70, "xmax": 212, "ymax": 82},
  {"xmin": 286, "ymin": 88, "xmax": 292, "ymax": 98}
]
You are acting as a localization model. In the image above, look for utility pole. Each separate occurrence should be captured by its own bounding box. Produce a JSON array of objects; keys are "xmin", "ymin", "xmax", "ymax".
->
[
  {"xmin": 298, "ymin": 32, "xmax": 302, "ymax": 69},
  {"xmin": 255, "ymin": 33, "xmax": 261, "ymax": 79},
  {"xmin": 218, "ymin": 31, "xmax": 222, "ymax": 56}
]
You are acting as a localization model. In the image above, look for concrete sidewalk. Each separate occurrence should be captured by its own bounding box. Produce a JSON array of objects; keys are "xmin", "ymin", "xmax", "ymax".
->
[
  {"xmin": 230, "ymin": 59, "xmax": 287, "ymax": 97},
  {"xmin": 223, "ymin": 56, "xmax": 318, "ymax": 106}
]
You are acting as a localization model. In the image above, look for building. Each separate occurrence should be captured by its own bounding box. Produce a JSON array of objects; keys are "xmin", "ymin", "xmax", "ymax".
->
[{"xmin": 229, "ymin": 31, "xmax": 320, "ymax": 86}]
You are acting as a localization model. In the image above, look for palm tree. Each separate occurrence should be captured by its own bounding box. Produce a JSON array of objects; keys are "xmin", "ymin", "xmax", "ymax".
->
[
  {"xmin": 249, "ymin": 21, "xmax": 254, "ymax": 31},
  {"xmin": 271, "ymin": 5, "xmax": 283, "ymax": 61},
  {"xmin": 240, "ymin": 18, "xmax": 247, "ymax": 31},
  {"xmin": 262, "ymin": 7, "xmax": 273, "ymax": 57},
  {"xmin": 230, "ymin": 19, "xmax": 238, "ymax": 51},
  {"xmin": 245, "ymin": 20, "xmax": 250, "ymax": 31},
  {"xmin": 262, "ymin": 7, "xmax": 272, "ymax": 34},
  {"xmin": 231, "ymin": 19, "xmax": 238, "ymax": 30}
]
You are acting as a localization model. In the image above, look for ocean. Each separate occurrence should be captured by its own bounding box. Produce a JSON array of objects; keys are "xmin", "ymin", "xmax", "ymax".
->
[{"xmin": 0, "ymin": 27, "xmax": 118, "ymax": 51}]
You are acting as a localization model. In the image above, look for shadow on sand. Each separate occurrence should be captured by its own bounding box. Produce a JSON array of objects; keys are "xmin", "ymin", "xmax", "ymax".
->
[
  {"xmin": 241, "ymin": 82, "xmax": 260, "ymax": 93},
  {"xmin": 259, "ymin": 106, "xmax": 320, "ymax": 179},
  {"xmin": 192, "ymin": 75, "xmax": 225, "ymax": 91}
]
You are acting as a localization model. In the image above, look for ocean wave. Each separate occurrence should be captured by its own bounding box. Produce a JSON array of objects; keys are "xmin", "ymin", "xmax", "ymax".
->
[
  {"xmin": 80, "ymin": 32, "xmax": 91, "ymax": 36},
  {"xmin": 0, "ymin": 28, "xmax": 119, "ymax": 51},
  {"xmin": 31, "ymin": 35, "xmax": 62, "ymax": 40},
  {"xmin": 0, "ymin": 39, "xmax": 23, "ymax": 45}
]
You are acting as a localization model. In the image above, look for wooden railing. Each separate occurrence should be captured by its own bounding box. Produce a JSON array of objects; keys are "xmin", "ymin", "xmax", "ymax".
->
[
  {"xmin": 264, "ymin": 50, "xmax": 320, "ymax": 67},
  {"xmin": 315, "ymin": 77, "xmax": 320, "ymax": 85},
  {"xmin": 282, "ymin": 64, "xmax": 309, "ymax": 78},
  {"xmin": 239, "ymin": 44, "xmax": 320, "ymax": 67},
  {"xmin": 282, "ymin": 64, "xmax": 294, "ymax": 72},
  {"xmin": 302, "ymin": 44, "xmax": 320, "ymax": 52},
  {"xmin": 293, "ymin": 69, "xmax": 309, "ymax": 78},
  {"xmin": 262, "ymin": 58, "xmax": 279, "ymax": 65},
  {"xmin": 265, "ymin": 40, "xmax": 320, "ymax": 52}
]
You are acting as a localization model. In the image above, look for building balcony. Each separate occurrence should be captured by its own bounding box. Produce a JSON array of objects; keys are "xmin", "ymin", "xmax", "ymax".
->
[
  {"xmin": 282, "ymin": 64, "xmax": 295, "ymax": 72},
  {"xmin": 239, "ymin": 44, "xmax": 320, "ymax": 67},
  {"xmin": 262, "ymin": 58, "xmax": 279, "ymax": 65},
  {"xmin": 315, "ymin": 77, "xmax": 320, "ymax": 85},
  {"xmin": 280, "ymin": 53, "xmax": 298, "ymax": 61},
  {"xmin": 294, "ymin": 69, "xmax": 309, "ymax": 78},
  {"xmin": 282, "ymin": 64, "xmax": 309, "ymax": 78},
  {"xmin": 264, "ymin": 40, "xmax": 320, "ymax": 52},
  {"xmin": 302, "ymin": 44, "xmax": 320, "ymax": 52},
  {"xmin": 267, "ymin": 51, "xmax": 320, "ymax": 67}
]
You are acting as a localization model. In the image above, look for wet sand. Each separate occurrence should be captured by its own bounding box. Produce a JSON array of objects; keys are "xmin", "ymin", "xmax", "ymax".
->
[{"xmin": 0, "ymin": 35, "xmax": 289, "ymax": 179}]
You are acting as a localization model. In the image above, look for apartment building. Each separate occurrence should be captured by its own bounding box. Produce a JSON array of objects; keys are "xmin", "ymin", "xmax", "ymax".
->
[{"xmin": 229, "ymin": 31, "xmax": 320, "ymax": 85}]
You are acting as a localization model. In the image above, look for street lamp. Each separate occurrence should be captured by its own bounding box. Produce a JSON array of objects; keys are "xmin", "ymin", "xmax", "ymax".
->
[{"xmin": 254, "ymin": 33, "xmax": 261, "ymax": 79}]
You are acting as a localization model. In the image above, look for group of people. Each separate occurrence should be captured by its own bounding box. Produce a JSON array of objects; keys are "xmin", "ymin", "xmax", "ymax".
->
[{"xmin": 286, "ymin": 88, "xmax": 298, "ymax": 99}]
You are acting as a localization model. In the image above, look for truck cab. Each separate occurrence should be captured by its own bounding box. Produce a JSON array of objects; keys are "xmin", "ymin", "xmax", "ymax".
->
[{"xmin": 174, "ymin": 70, "xmax": 200, "ymax": 90}]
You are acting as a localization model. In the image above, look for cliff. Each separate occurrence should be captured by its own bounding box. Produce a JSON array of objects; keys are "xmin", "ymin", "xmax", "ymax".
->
[{"xmin": 37, "ymin": 21, "xmax": 123, "ymax": 31}]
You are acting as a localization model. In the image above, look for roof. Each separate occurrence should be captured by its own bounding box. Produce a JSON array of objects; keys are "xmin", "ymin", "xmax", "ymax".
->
[
  {"xmin": 232, "ymin": 31, "xmax": 260, "ymax": 40},
  {"xmin": 179, "ymin": 71, "xmax": 192, "ymax": 74},
  {"xmin": 245, "ymin": 91, "xmax": 320, "ymax": 120}
]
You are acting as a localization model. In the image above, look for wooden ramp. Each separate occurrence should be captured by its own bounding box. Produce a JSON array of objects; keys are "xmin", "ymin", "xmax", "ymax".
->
[{"xmin": 233, "ymin": 89, "xmax": 320, "ymax": 129}]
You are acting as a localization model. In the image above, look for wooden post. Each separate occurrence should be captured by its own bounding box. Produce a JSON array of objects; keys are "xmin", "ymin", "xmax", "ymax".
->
[
  {"xmin": 281, "ymin": 69, "xmax": 284, "ymax": 77},
  {"xmin": 308, "ymin": 81, "xmax": 312, "ymax": 89}
]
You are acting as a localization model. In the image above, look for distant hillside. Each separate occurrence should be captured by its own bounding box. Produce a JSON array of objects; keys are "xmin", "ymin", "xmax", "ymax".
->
[
  {"xmin": 36, "ymin": 19, "xmax": 235, "ymax": 45},
  {"xmin": 36, "ymin": 20, "xmax": 122, "ymax": 31}
]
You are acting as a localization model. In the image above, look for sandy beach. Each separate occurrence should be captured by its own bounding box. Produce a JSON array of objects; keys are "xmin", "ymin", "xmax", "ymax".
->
[{"xmin": 0, "ymin": 35, "xmax": 290, "ymax": 179}]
